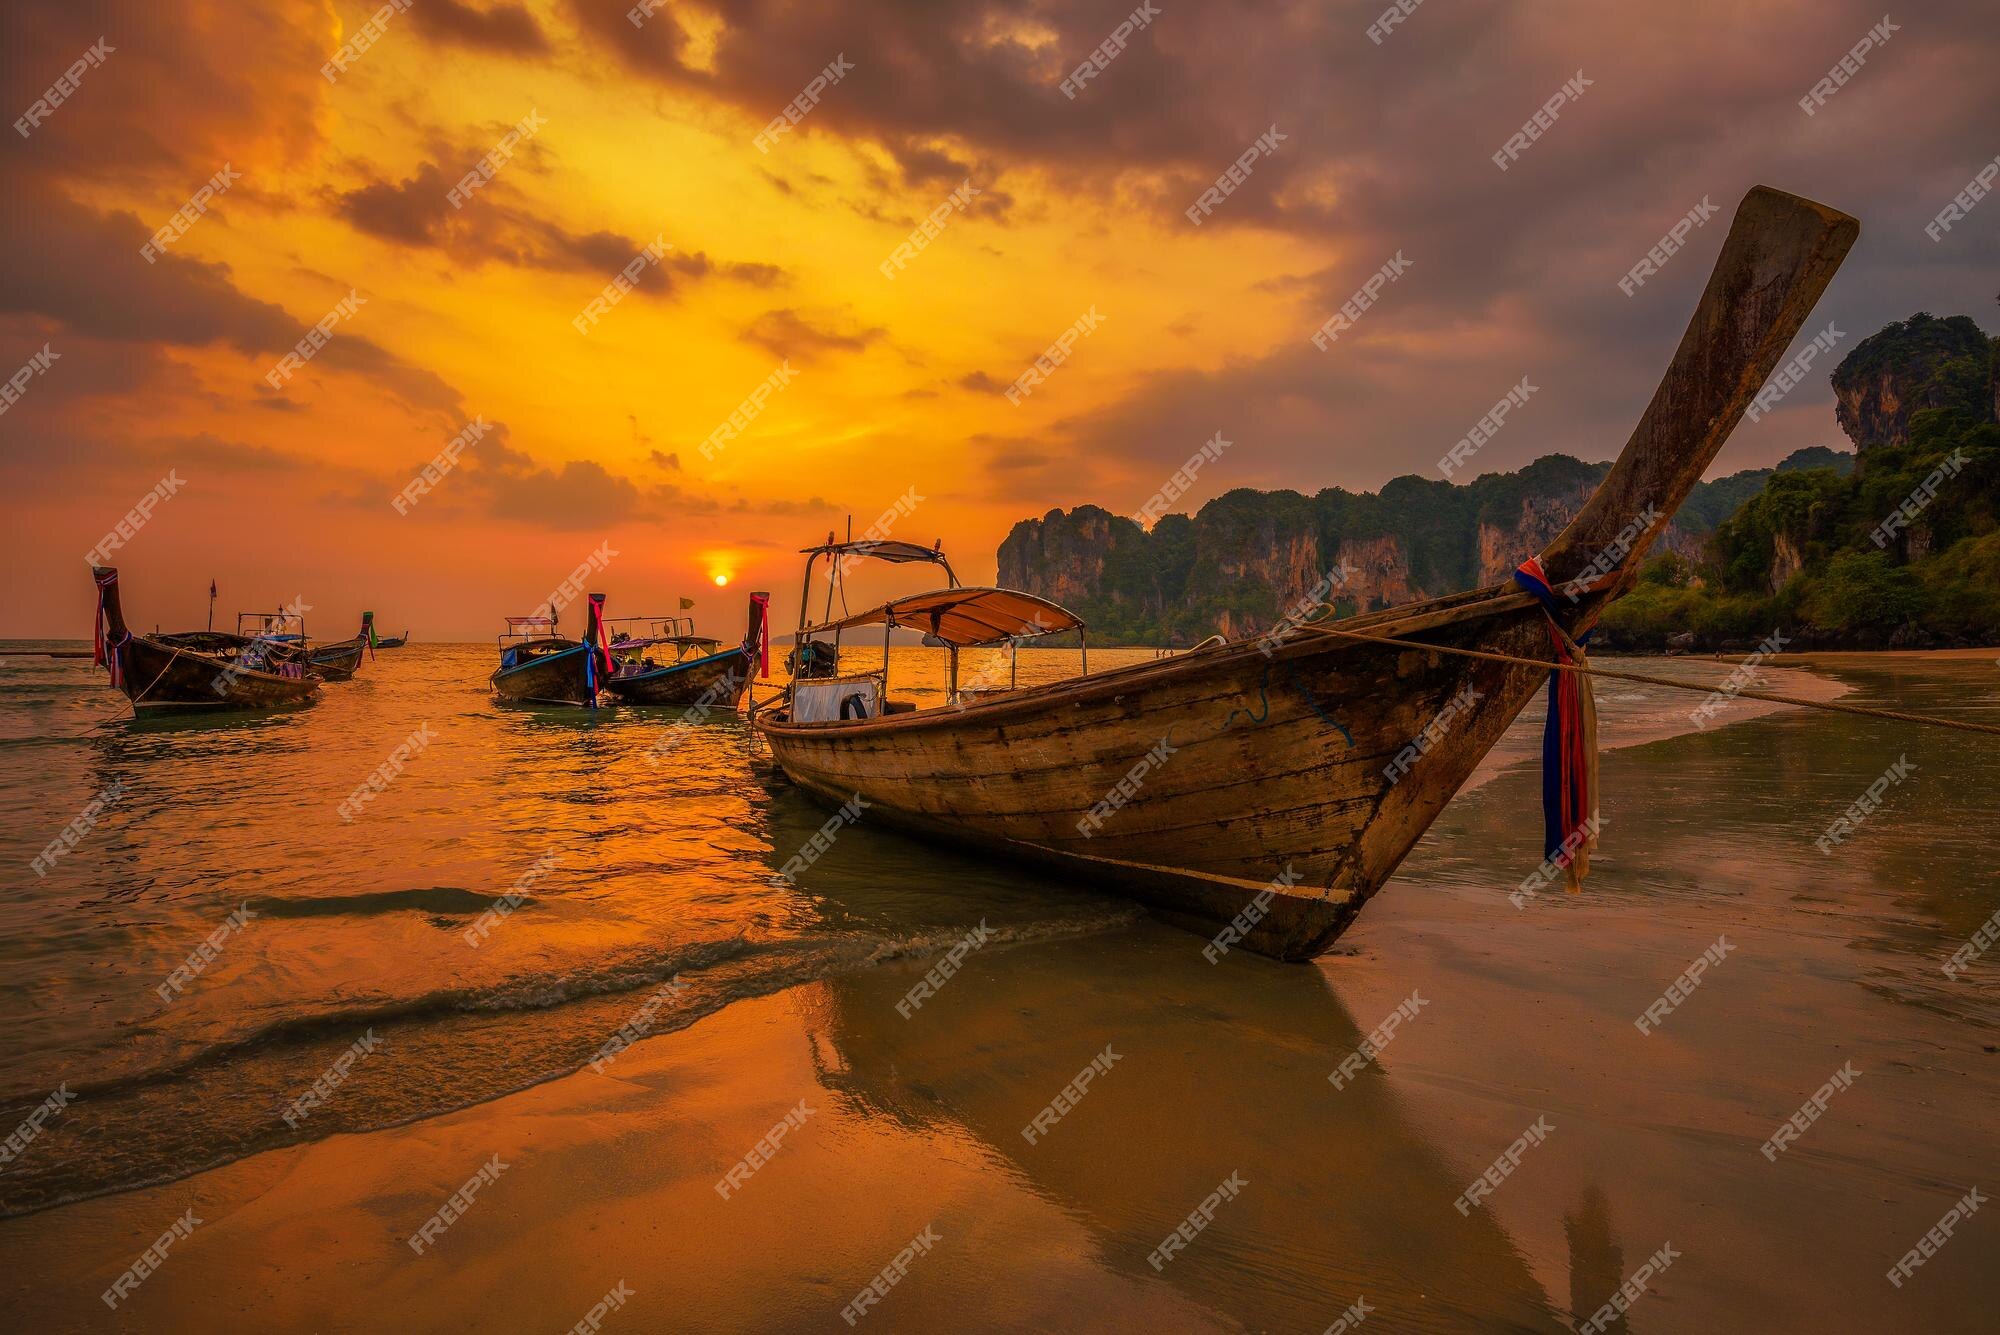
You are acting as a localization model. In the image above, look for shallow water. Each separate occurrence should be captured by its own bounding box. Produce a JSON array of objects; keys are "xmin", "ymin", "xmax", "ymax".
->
[
  {"xmin": 0, "ymin": 643, "xmax": 1150, "ymax": 1216},
  {"xmin": 1, "ymin": 642, "xmax": 1996, "ymax": 1331}
]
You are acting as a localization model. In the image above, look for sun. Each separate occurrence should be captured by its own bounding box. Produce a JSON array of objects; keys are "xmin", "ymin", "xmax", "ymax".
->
[{"xmin": 712, "ymin": 573, "xmax": 730, "ymax": 587}]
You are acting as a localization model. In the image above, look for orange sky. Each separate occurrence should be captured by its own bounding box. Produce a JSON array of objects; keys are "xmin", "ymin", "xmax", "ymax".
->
[{"xmin": 2, "ymin": 0, "xmax": 1994, "ymax": 638}]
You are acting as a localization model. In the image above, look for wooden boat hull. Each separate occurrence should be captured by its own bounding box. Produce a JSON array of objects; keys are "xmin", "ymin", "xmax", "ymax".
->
[
  {"xmin": 602, "ymin": 647, "xmax": 751, "ymax": 706},
  {"xmin": 308, "ymin": 639, "xmax": 366, "ymax": 681},
  {"xmin": 760, "ymin": 186, "xmax": 1859, "ymax": 961},
  {"xmin": 111, "ymin": 632, "xmax": 321, "ymax": 711},
  {"xmin": 376, "ymin": 634, "xmax": 407, "ymax": 648},
  {"xmin": 491, "ymin": 643, "xmax": 597, "ymax": 706},
  {"xmin": 764, "ymin": 596, "xmax": 1549, "ymax": 959}
]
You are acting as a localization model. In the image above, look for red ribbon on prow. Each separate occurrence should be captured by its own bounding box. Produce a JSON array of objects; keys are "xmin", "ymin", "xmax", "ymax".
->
[
  {"xmin": 1511, "ymin": 556, "xmax": 1600, "ymax": 891},
  {"xmin": 94, "ymin": 570, "xmax": 126, "ymax": 690},
  {"xmin": 748, "ymin": 591, "xmax": 771, "ymax": 679},
  {"xmin": 587, "ymin": 594, "xmax": 613, "ymax": 678}
]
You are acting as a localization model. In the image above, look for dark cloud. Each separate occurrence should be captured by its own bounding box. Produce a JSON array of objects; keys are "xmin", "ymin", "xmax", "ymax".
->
[
  {"xmin": 332, "ymin": 156, "xmax": 788, "ymax": 295},
  {"xmin": 0, "ymin": 178, "xmax": 467, "ymax": 418},
  {"xmin": 958, "ymin": 370, "xmax": 1008, "ymax": 395},
  {"xmin": 0, "ymin": 3, "xmax": 330, "ymax": 187},
  {"xmin": 337, "ymin": 164, "xmax": 457, "ymax": 247},
  {"xmin": 461, "ymin": 441, "xmax": 641, "ymax": 528},
  {"xmin": 741, "ymin": 308, "xmax": 885, "ymax": 362},
  {"xmin": 0, "ymin": 180, "xmax": 295, "ymax": 352},
  {"xmin": 563, "ymin": 0, "xmax": 1205, "ymax": 172},
  {"xmin": 410, "ymin": 0, "xmax": 551, "ymax": 56},
  {"xmin": 487, "ymin": 457, "xmax": 642, "ymax": 525}
]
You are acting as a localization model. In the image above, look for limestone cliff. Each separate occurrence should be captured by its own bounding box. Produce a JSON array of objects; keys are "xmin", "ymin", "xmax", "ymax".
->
[
  {"xmin": 998, "ymin": 450, "xmax": 1849, "ymax": 645},
  {"xmin": 1831, "ymin": 313, "xmax": 1997, "ymax": 449}
]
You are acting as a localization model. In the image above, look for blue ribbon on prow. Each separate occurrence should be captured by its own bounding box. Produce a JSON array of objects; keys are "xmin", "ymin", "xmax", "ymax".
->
[{"xmin": 1512, "ymin": 557, "xmax": 1594, "ymax": 868}]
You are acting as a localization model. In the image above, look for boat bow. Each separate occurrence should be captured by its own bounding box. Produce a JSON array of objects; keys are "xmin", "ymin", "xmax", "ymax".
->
[{"xmin": 759, "ymin": 186, "xmax": 1858, "ymax": 961}]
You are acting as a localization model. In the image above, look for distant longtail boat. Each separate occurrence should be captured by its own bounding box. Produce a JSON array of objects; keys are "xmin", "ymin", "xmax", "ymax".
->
[
  {"xmin": 307, "ymin": 611, "xmax": 375, "ymax": 681},
  {"xmin": 490, "ymin": 595, "xmax": 610, "ymax": 707},
  {"xmin": 601, "ymin": 594, "xmax": 768, "ymax": 707},
  {"xmin": 89, "ymin": 567, "xmax": 321, "ymax": 712}
]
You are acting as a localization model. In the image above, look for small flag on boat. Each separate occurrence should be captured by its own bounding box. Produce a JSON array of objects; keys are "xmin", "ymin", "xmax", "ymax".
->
[
  {"xmin": 209, "ymin": 579, "xmax": 217, "ymax": 599},
  {"xmin": 679, "ymin": 596, "xmax": 695, "ymax": 609},
  {"xmin": 1513, "ymin": 556, "xmax": 1600, "ymax": 890}
]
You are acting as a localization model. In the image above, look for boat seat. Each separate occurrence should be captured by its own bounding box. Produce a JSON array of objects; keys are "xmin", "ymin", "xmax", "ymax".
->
[{"xmin": 792, "ymin": 676, "xmax": 883, "ymax": 723}]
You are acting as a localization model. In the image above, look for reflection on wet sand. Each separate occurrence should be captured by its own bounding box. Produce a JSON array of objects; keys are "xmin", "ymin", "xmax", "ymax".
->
[
  {"xmin": 804, "ymin": 930, "xmax": 1570, "ymax": 1331},
  {"xmin": 1566, "ymin": 1186, "xmax": 1626, "ymax": 1335}
]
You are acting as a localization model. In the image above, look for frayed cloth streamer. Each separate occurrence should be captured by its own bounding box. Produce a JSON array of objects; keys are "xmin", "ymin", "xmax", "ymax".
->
[
  {"xmin": 1513, "ymin": 557, "xmax": 1598, "ymax": 891},
  {"xmin": 93, "ymin": 571, "xmax": 128, "ymax": 690}
]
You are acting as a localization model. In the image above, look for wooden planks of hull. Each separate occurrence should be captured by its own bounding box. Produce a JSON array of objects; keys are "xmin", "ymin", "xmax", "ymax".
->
[
  {"xmin": 601, "ymin": 650, "xmax": 750, "ymax": 706},
  {"xmin": 763, "ymin": 594, "xmax": 1551, "ymax": 958},
  {"xmin": 491, "ymin": 645, "xmax": 597, "ymax": 707},
  {"xmin": 309, "ymin": 640, "xmax": 366, "ymax": 681},
  {"xmin": 114, "ymin": 633, "xmax": 321, "ymax": 711}
]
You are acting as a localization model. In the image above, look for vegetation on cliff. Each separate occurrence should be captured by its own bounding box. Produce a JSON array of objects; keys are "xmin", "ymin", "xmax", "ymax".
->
[
  {"xmin": 1001, "ymin": 313, "xmax": 1998, "ymax": 651},
  {"xmin": 1602, "ymin": 314, "xmax": 2000, "ymax": 649},
  {"xmin": 1002, "ymin": 450, "xmax": 1849, "ymax": 646}
]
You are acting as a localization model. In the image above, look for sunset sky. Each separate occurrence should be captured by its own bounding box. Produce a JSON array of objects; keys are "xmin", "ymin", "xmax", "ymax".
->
[{"xmin": 2, "ymin": 0, "xmax": 1995, "ymax": 639}]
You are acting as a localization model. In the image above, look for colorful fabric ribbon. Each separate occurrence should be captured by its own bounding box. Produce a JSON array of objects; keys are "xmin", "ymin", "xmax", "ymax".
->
[
  {"xmin": 1512, "ymin": 557, "xmax": 1599, "ymax": 890},
  {"xmin": 585, "ymin": 594, "xmax": 612, "ymax": 705},
  {"xmin": 93, "ymin": 570, "xmax": 127, "ymax": 690},
  {"xmin": 749, "ymin": 592, "xmax": 771, "ymax": 679}
]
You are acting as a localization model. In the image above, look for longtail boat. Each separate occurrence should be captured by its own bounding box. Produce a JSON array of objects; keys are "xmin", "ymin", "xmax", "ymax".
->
[
  {"xmin": 758, "ymin": 186, "xmax": 1858, "ymax": 962},
  {"xmin": 305, "ymin": 611, "xmax": 376, "ymax": 681},
  {"xmin": 490, "ymin": 595, "xmax": 610, "ymax": 707},
  {"xmin": 375, "ymin": 630, "xmax": 409, "ymax": 648},
  {"xmin": 601, "ymin": 594, "xmax": 769, "ymax": 707},
  {"xmin": 89, "ymin": 567, "xmax": 322, "ymax": 712}
]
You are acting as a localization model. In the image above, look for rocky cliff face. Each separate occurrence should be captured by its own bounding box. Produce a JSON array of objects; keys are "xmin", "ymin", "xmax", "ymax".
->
[
  {"xmin": 1475, "ymin": 487, "xmax": 1596, "ymax": 583},
  {"xmin": 1770, "ymin": 531, "xmax": 1805, "ymax": 589},
  {"xmin": 1831, "ymin": 313, "xmax": 1998, "ymax": 448},
  {"xmin": 1336, "ymin": 534, "xmax": 1419, "ymax": 610},
  {"xmin": 998, "ymin": 452, "xmax": 1842, "ymax": 645},
  {"xmin": 997, "ymin": 504, "xmax": 1126, "ymax": 609}
]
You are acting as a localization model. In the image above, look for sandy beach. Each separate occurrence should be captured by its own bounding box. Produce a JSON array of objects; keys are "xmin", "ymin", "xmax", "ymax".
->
[{"xmin": 4, "ymin": 651, "xmax": 1995, "ymax": 1332}]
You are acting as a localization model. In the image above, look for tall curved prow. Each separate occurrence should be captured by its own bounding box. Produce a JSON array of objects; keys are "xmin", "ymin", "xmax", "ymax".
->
[
  {"xmin": 1541, "ymin": 187, "xmax": 1859, "ymax": 617},
  {"xmin": 756, "ymin": 186, "xmax": 1861, "ymax": 963}
]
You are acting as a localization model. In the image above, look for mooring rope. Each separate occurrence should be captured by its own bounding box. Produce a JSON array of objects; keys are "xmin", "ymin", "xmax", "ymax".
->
[
  {"xmin": 1294, "ymin": 622, "xmax": 2000, "ymax": 738},
  {"xmin": 128, "ymin": 647, "xmax": 186, "ymax": 711}
]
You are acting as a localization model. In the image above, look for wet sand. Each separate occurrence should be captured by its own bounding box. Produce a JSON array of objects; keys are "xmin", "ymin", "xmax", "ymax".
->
[{"xmin": 4, "ymin": 653, "xmax": 1995, "ymax": 1331}]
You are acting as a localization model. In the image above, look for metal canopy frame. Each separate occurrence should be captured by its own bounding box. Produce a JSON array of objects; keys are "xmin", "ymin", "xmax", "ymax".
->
[{"xmin": 787, "ymin": 522, "xmax": 1088, "ymax": 713}]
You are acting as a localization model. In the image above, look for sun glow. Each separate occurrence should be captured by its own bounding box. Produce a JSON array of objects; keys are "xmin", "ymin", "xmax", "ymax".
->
[{"xmin": 713, "ymin": 574, "xmax": 730, "ymax": 587}]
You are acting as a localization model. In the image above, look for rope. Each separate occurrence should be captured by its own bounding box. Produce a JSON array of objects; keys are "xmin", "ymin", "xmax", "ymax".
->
[
  {"xmin": 1292, "ymin": 622, "xmax": 2000, "ymax": 738},
  {"xmin": 128, "ymin": 646, "xmax": 185, "ymax": 710},
  {"xmin": 1281, "ymin": 659, "xmax": 1355, "ymax": 745},
  {"xmin": 1222, "ymin": 657, "xmax": 1274, "ymax": 730}
]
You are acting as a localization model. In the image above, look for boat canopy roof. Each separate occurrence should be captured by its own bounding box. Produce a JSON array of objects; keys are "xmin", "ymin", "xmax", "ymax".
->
[
  {"xmin": 798, "ymin": 538, "xmax": 946, "ymax": 565},
  {"xmin": 610, "ymin": 635, "xmax": 720, "ymax": 652},
  {"xmin": 505, "ymin": 615, "xmax": 554, "ymax": 628},
  {"xmin": 238, "ymin": 610, "xmax": 305, "ymax": 639},
  {"xmin": 801, "ymin": 586, "xmax": 1083, "ymax": 647}
]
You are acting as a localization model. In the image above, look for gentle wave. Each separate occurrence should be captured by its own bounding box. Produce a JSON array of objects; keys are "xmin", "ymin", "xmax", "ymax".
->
[
  {"xmin": 0, "ymin": 908, "xmax": 1138, "ymax": 1217},
  {"xmin": 245, "ymin": 885, "xmax": 534, "ymax": 918}
]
